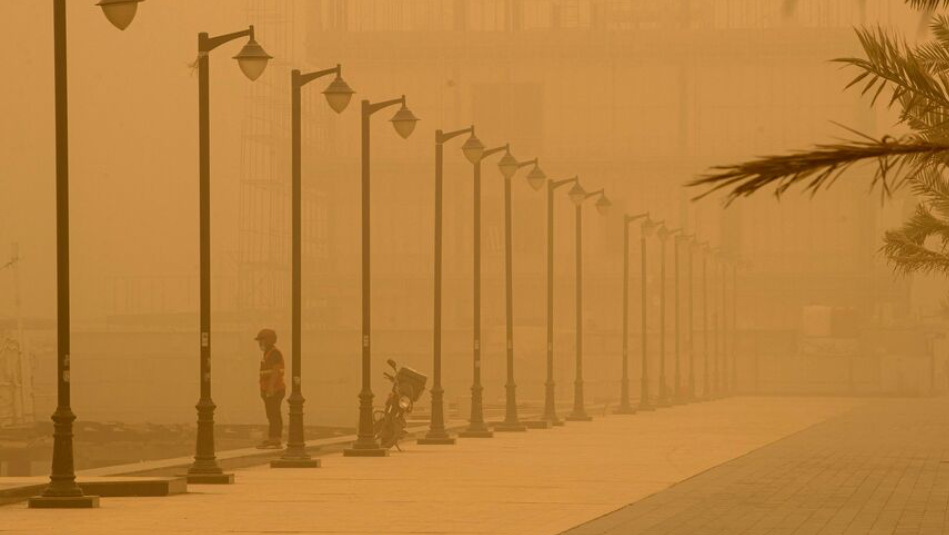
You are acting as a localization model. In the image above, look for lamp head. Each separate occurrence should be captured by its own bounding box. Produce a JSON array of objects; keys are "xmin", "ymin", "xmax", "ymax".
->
[
  {"xmin": 234, "ymin": 34, "xmax": 272, "ymax": 81},
  {"xmin": 643, "ymin": 219, "xmax": 658, "ymax": 236},
  {"xmin": 390, "ymin": 101, "xmax": 419, "ymax": 139},
  {"xmin": 98, "ymin": 0, "xmax": 143, "ymax": 31},
  {"xmin": 323, "ymin": 74, "xmax": 355, "ymax": 114},
  {"xmin": 595, "ymin": 194, "xmax": 611, "ymax": 215},
  {"xmin": 526, "ymin": 164, "xmax": 547, "ymax": 191},
  {"xmin": 568, "ymin": 183, "xmax": 586, "ymax": 206},
  {"xmin": 461, "ymin": 133, "xmax": 485, "ymax": 164},
  {"xmin": 497, "ymin": 151, "xmax": 519, "ymax": 179}
]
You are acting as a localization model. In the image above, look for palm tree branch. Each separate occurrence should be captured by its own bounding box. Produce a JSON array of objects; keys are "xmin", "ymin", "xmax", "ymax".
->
[{"xmin": 689, "ymin": 135, "xmax": 949, "ymax": 202}]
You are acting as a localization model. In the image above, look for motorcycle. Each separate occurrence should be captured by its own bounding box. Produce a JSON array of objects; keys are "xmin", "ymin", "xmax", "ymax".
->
[{"xmin": 374, "ymin": 359, "xmax": 428, "ymax": 451}]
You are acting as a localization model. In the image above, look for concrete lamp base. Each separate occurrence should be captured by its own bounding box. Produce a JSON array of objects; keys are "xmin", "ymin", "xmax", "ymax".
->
[
  {"xmin": 459, "ymin": 429, "xmax": 494, "ymax": 438},
  {"xmin": 343, "ymin": 447, "xmax": 388, "ymax": 457},
  {"xmin": 493, "ymin": 423, "xmax": 528, "ymax": 432},
  {"xmin": 28, "ymin": 495, "xmax": 99, "ymax": 509},
  {"xmin": 522, "ymin": 420, "xmax": 553, "ymax": 429},
  {"xmin": 417, "ymin": 437, "xmax": 457, "ymax": 446},
  {"xmin": 183, "ymin": 473, "xmax": 235, "ymax": 485},
  {"xmin": 271, "ymin": 458, "xmax": 321, "ymax": 468}
]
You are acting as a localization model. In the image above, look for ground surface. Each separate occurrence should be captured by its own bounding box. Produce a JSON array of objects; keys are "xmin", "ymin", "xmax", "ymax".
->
[
  {"xmin": 0, "ymin": 397, "xmax": 860, "ymax": 535},
  {"xmin": 563, "ymin": 397, "xmax": 949, "ymax": 535}
]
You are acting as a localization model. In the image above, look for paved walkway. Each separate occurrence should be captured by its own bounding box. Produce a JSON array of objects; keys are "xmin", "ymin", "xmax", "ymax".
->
[
  {"xmin": 0, "ymin": 397, "xmax": 860, "ymax": 535},
  {"xmin": 563, "ymin": 397, "xmax": 949, "ymax": 535}
]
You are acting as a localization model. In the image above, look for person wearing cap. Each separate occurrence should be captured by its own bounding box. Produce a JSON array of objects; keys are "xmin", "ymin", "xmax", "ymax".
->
[{"xmin": 255, "ymin": 328, "xmax": 285, "ymax": 449}]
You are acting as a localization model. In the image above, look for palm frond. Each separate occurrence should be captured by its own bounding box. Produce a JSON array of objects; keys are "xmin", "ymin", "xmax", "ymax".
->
[
  {"xmin": 835, "ymin": 27, "xmax": 949, "ymax": 134},
  {"xmin": 912, "ymin": 166, "xmax": 949, "ymax": 218},
  {"xmin": 689, "ymin": 135, "xmax": 949, "ymax": 202},
  {"xmin": 882, "ymin": 230, "xmax": 949, "ymax": 276},
  {"xmin": 908, "ymin": 0, "xmax": 949, "ymax": 10}
]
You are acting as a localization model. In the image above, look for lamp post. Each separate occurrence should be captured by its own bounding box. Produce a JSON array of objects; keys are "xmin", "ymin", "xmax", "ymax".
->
[
  {"xmin": 720, "ymin": 254, "xmax": 729, "ymax": 397},
  {"xmin": 186, "ymin": 24, "xmax": 271, "ymax": 485},
  {"xmin": 417, "ymin": 126, "xmax": 483, "ymax": 446},
  {"xmin": 639, "ymin": 217, "xmax": 660, "ymax": 411},
  {"xmin": 686, "ymin": 236, "xmax": 698, "ymax": 402},
  {"xmin": 456, "ymin": 142, "xmax": 510, "ymax": 433},
  {"xmin": 709, "ymin": 249, "xmax": 721, "ymax": 399},
  {"xmin": 495, "ymin": 151, "xmax": 545, "ymax": 433},
  {"xmin": 674, "ymin": 233, "xmax": 693, "ymax": 404},
  {"xmin": 470, "ymin": 151, "xmax": 545, "ymax": 436},
  {"xmin": 655, "ymin": 225, "xmax": 681, "ymax": 408},
  {"xmin": 617, "ymin": 212, "xmax": 649, "ymax": 414},
  {"xmin": 29, "ymin": 0, "xmax": 144, "ymax": 510},
  {"xmin": 732, "ymin": 260, "xmax": 740, "ymax": 395},
  {"xmin": 565, "ymin": 184, "xmax": 610, "ymax": 422},
  {"xmin": 344, "ymin": 95, "xmax": 419, "ymax": 457},
  {"xmin": 700, "ymin": 243, "xmax": 710, "ymax": 400},
  {"xmin": 538, "ymin": 175, "xmax": 580, "ymax": 427},
  {"xmin": 272, "ymin": 65, "xmax": 353, "ymax": 469}
]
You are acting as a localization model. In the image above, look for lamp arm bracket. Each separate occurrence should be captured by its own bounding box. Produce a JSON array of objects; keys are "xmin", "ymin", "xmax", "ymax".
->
[
  {"xmin": 552, "ymin": 176, "xmax": 579, "ymax": 190},
  {"xmin": 516, "ymin": 158, "xmax": 538, "ymax": 169},
  {"xmin": 436, "ymin": 126, "xmax": 474, "ymax": 144},
  {"xmin": 202, "ymin": 26, "xmax": 254, "ymax": 53},
  {"xmin": 625, "ymin": 212, "xmax": 648, "ymax": 225},
  {"xmin": 296, "ymin": 64, "xmax": 342, "ymax": 88},
  {"xmin": 481, "ymin": 144, "xmax": 510, "ymax": 159},
  {"xmin": 367, "ymin": 95, "xmax": 405, "ymax": 115},
  {"xmin": 584, "ymin": 188, "xmax": 605, "ymax": 200}
]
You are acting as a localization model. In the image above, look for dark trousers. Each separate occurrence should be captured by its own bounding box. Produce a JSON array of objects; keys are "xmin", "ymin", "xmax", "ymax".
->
[{"xmin": 262, "ymin": 391, "xmax": 285, "ymax": 440}]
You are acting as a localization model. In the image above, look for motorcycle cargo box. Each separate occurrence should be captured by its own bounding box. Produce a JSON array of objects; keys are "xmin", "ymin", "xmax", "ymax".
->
[{"xmin": 396, "ymin": 366, "xmax": 428, "ymax": 402}]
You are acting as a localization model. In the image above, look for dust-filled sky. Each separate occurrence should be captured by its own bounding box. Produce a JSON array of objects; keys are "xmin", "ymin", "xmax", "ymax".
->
[{"xmin": 1, "ymin": 1, "xmax": 945, "ymax": 427}]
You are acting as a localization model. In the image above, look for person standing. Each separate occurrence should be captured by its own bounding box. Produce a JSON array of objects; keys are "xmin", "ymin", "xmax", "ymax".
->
[{"xmin": 255, "ymin": 328, "xmax": 285, "ymax": 449}]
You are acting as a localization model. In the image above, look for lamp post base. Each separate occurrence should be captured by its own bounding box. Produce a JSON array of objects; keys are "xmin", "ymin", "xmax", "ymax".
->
[
  {"xmin": 343, "ymin": 447, "xmax": 388, "ymax": 457},
  {"xmin": 271, "ymin": 457, "xmax": 321, "ymax": 468},
  {"xmin": 183, "ymin": 472, "xmax": 234, "ymax": 485},
  {"xmin": 523, "ymin": 420, "xmax": 553, "ymax": 429},
  {"xmin": 417, "ymin": 436, "xmax": 456, "ymax": 445},
  {"xmin": 566, "ymin": 413, "xmax": 593, "ymax": 422},
  {"xmin": 28, "ymin": 495, "xmax": 99, "ymax": 509},
  {"xmin": 459, "ymin": 428, "xmax": 494, "ymax": 438},
  {"xmin": 494, "ymin": 422, "xmax": 528, "ymax": 432}
]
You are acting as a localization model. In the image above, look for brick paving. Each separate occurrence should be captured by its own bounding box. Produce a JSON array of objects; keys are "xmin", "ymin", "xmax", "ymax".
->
[
  {"xmin": 562, "ymin": 397, "xmax": 949, "ymax": 535},
  {"xmin": 0, "ymin": 397, "xmax": 860, "ymax": 535}
]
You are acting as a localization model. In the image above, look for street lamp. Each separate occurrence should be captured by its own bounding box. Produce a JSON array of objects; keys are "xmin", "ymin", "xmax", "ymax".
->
[
  {"xmin": 272, "ymin": 65, "xmax": 353, "ymax": 469},
  {"xmin": 700, "ymin": 242, "xmax": 711, "ymax": 400},
  {"xmin": 186, "ymin": 25, "xmax": 270, "ymax": 486},
  {"xmin": 536, "ymin": 175, "xmax": 580, "ymax": 427},
  {"xmin": 686, "ymin": 236, "xmax": 698, "ymax": 402},
  {"xmin": 639, "ymin": 217, "xmax": 660, "ymax": 412},
  {"xmin": 97, "ymin": 0, "xmax": 143, "ymax": 30},
  {"xmin": 655, "ymin": 225, "xmax": 681, "ymax": 408},
  {"xmin": 344, "ymin": 95, "xmax": 418, "ymax": 458},
  {"xmin": 30, "ymin": 0, "xmax": 144, "ymax": 510},
  {"xmin": 417, "ymin": 125, "xmax": 480, "ymax": 447},
  {"xmin": 566, "ymin": 184, "xmax": 610, "ymax": 422},
  {"xmin": 720, "ymin": 253, "xmax": 730, "ymax": 397},
  {"xmin": 673, "ymin": 233, "xmax": 692, "ymax": 404},
  {"xmin": 617, "ymin": 212, "xmax": 649, "ymax": 414},
  {"xmin": 466, "ymin": 150, "xmax": 544, "ymax": 436}
]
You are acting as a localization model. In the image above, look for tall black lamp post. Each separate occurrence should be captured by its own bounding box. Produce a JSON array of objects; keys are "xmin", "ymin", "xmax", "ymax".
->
[
  {"xmin": 565, "ymin": 184, "xmax": 610, "ymax": 421},
  {"xmin": 655, "ymin": 225, "xmax": 681, "ymax": 408},
  {"xmin": 187, "ymin": 24, "xmax": 271, "ymax": 485},
  {"xmin": 463, "ymin": 151, "xmax": 545, "ymax": 436},
  {"xmin": 638, "ymin": 217, "xmax": 660, "ymax": 411},
  {"xmin": 30, "ymin": 0, "xmax": 145, "ymax": 510},
  {"xmin": 344, "ymin": 95, "xmax": 419, "ymax": 457},
  {"xmin": 617, "ymin": 212, "xmax": 648, "ymax": 414},
  {"xmin": 417, "ymin": 126, "xmax": 483, "ymax": 446},
  {"xmin": 536, "ymin": 176, "xmax": 580, "ymax": 427},
  {"xmin": 272, "ymin": 65, "xmax": 354, "ymax": 469},
  {"xmin": 673, "ymin": 233, "xmax": 692, "ymax": 403}
]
